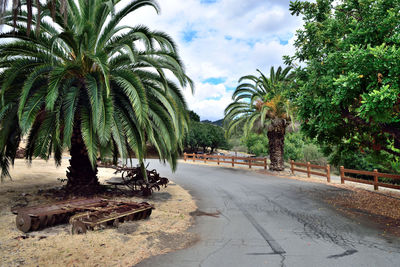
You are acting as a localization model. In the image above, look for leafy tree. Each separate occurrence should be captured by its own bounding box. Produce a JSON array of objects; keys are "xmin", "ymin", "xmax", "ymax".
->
[
  {"xmin": 287, "ymin": 0, "xmax": 400, "ymax": 161},
  {"xmin": 188, "ymin": 110, "xmax": 200, "ymax": 122},
  {"xmin": 0, "ymin": 0, "xmax": 192, "ymax": 191},
  {"xmin": 184, "ymin": 121, "xmax": 229, "ymax": 153},
  {"xmin": 225, "ymin": 66, "xmax": 294, "ymax": 171},
  {"xmin": 207, "ymin": 123, "xmax": 230, "ymax": 153}
]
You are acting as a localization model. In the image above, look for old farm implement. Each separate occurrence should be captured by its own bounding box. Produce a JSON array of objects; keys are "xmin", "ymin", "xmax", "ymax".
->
[{"xmin": 13, "ymin": 198, "xmax": 153, "ymax": 234}]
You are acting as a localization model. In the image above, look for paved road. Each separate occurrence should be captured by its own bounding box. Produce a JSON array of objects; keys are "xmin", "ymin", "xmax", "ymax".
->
[{"xmin": 136, "ymin": 160, "xmax": 400, "ymax": 267}]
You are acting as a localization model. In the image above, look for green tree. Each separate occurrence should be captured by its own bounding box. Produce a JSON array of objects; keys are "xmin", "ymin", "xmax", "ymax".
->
[
  {"xmin": 0, "ymin": 0, "xmax": 192, "ymax": 191},
  {"xmin": 225, "ymin": 66, "xmax": 294, "ymax": 171},
  {"xmin": 206, "ymin": 123, "xmax": 230, "ymax": 153},
  {"xmin": 287, "ymin": 0, "xmax": 400, "ymax": 161},
  {"xmin": 184, "ymin": 121, "xmax": 229, "ymax": 153},
  {"xmin": 188, "ymin": 110, "xmax": 200, "ymax": 122}
]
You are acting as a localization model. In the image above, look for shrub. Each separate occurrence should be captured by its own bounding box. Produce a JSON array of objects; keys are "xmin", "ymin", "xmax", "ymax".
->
[
  {"xmin": 241, "ymin": 133, "xmax": 269, "ymax": 156},
  {"xmin": 303, "ymin": 144, "xmax": 327, "ymax": 165},
  {"xmin": 284, "ymin": 132, "xmax": 304, "ymax": 161}
]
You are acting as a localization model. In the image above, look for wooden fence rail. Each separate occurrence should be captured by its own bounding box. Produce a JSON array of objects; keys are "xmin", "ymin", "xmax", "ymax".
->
[
  {"xmin": 340, "ymin": 166, "xmax": 400, "ymax": 191},
  {"xmin": 290, "ymin": 160, "xmax": 400, "ymax": 191},
  {"xmin": 290, "ymin": 160, "xmax": 331, "ymax": 182},
  {"xmin": 183, "ymin": 153, "xmax": 267, "ymax": 170}
]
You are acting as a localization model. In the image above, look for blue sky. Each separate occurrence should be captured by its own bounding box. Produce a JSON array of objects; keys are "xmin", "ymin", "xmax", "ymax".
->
[{"xmin": 125, "ymin": 0, "xmax": 303, "ymax": 121}]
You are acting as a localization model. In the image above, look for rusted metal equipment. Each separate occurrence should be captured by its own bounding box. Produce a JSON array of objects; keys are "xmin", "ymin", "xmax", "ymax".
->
[
  {"xmin": 109, "ymin": 166, "xmax": 169, "ymax": 196},
  {"xmin": 69, "ymin": 200, "xmax": 153, "ymax": 234},
  {"xmin": 13, "ymin": 198, "xmax": 154, "ymax": 234}
]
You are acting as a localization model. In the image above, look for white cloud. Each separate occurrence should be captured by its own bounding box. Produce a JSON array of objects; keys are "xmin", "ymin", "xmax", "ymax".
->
[{"xmin": 122, "ymin": 0, "xmax": 303, "ymax": 121}]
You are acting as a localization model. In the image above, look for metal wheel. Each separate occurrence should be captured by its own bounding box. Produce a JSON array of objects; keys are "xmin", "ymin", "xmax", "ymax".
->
[
  {"xmin": 72, "ymin": 221, "xmax": 87, "ymax": 234},
  {"xmin": 112, "ymin": 219, "xmax": 120, "ymax": 227},
  {"xmin": 31, "ymin": 218, "xmax": 40, "ymax": 231},
  {"xmin": 39, "ymin": 215, "xmax": 48, "ymax": 228},
  {"xmin": 133, "ymin": 213, "xmax": 140, "ymax": 221},
  {"xmin": 56, "ymin": 214, "xmax": 66, "ymax": 224},
  {"xmin": 16, "ymin": 213, "xmax": 32, "ymax": 232},
  {"xmin": 47, "ymin": 215, "xmax": 56, "ymax": 226},
  {"xmin": 138, "ymin": 211, "xmax": 147, "ymax": 220},
  {"xmin": 145, "ymin": 209, "xmax": 152, "ymax": 219}
]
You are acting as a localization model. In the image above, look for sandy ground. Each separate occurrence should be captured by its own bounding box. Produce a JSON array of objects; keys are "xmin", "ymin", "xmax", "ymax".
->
[{"xmin": 0, "ymin": 159, "xmax": 197, "ymax": 267}]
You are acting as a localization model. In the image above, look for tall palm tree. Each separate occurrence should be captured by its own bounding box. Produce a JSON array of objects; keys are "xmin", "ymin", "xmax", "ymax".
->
[
  {"xmin": 0, "ymin": 0, "xmax": 64, "ymax": 35},
  {"xmin": 0, "ymin": 0, "xmax": 192, "ymax": 192},
  {"xmin": 224, "ymin": 66, "xmax": 294, "ymax": 171}
]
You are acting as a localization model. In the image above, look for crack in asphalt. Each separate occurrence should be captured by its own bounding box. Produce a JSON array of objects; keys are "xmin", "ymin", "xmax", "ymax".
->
[
  {"xmin": 327, "ymin": 249, "xmax": 358, "ymax": 259},
  {"xmin": 220, "ymin": 189, "xmax": 286, "ymax": 256},
  {"xmin": 198, "ymin": 239, "xmax": 231, "ymax": 267},
  {"xmin": 241, "ymin": 186, "xmax": 400, "ymax": 255}
]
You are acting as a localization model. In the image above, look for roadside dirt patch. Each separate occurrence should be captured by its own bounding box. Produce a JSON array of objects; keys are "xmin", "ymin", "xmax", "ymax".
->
[
  {"xmin": 0, "ymin": 159, "xmax": 197, "ymax": 266},
  {"xmin": 323, "ymin": 188, "xmax": 400, "ymax": 237}
]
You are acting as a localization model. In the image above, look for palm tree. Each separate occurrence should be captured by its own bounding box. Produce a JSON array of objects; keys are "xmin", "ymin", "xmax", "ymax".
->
[
  {"xmin": 0, "ymin": 0, "xmax": 192, "ymax": 192},
  {"xmin": 0, "ymin": 0, "xmax": 64, "ymax": 35},
  {"xmin": 224, "ymin": 66, "xmax": 294, "ymax": 171}
]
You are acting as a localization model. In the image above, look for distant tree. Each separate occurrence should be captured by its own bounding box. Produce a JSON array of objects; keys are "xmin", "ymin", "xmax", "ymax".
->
[
  {"xmin": 0, "ymin": 0, "xmax": 66, "ymax": 35},
  {"xmin": 207, "ymin": 123, "xmax": 229, "ymax": 153},
  {"xmin": 225, "ymin": 66, "xmax": 294, "ymax": 171},
  {"xmin": 287, "ymin": 0, "xmax": 400, "ymax": 159},
  {"xmin": 189, "ymin": 110, "xmax": 200, "ymax": 122},
  {"xmin": 184, "ymin": 121, "xmax": 229, "ymax": 153}
]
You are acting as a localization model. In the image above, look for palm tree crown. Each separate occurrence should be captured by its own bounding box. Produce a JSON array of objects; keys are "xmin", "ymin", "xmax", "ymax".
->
[
  {"xmin": 224, "ymin": 66, "xmax": 294, "ymax": 171},
  {"xmin": 0, "ymin": 0, "xmax": 192, "ymax": 186}
]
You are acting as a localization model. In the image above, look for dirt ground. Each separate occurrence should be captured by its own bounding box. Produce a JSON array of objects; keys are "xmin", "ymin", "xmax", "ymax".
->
[{"xmin": 0, "ymin": 159, "xmax": 197, "ymax": 267}]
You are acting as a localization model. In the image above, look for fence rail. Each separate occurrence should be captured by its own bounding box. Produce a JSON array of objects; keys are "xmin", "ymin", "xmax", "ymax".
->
[
  {"xmin": 183, "ymin": 153, "xmax": 267, "ymax": 170},
  {"xmin": 290, "ymin": 160, "xmax": 331, "ymax": 182},
  {"xmin": 290, "ymin": 160, "xmax": 400, "ymax": 191},
  {"xmin": 340, "ymin": 166, "xmax": 400, "ymax": 191}
]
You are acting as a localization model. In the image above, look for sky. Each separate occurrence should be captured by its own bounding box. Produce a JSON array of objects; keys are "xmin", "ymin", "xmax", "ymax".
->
[{"xmin": 124, "ymin": 0, "xmax": 303, "ymax": 121}]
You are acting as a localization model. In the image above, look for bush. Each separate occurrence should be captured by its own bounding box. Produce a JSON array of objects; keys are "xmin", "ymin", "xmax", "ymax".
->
[
  {"xmin": 241, "ymin": 133, "xmax": 269, "ymax": 156},
  {"xmin": 302, "ymin": 143, "xmax": 327, "ymax": 165},
  {"xmin": 284, "ymin": 132, "xmax": 304, "ymax": 161}
]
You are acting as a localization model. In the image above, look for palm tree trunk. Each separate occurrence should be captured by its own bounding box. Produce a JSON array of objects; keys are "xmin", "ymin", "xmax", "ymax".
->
[
  {"xmin": 66, "ymin": 125, "xmax": 99, "ymax": 190},
  {"xmin": 267, "ymin": 119, "xmax": 286, "ymax": 171}
]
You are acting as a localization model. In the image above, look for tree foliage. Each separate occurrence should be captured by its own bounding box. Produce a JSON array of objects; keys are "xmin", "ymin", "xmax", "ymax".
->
[
  {"xmin": 0, "ymin": 0, "xmax": 192, "ymax": 182},
  {"xmin": 287, "ymin": 0, "xmax": 400, "ymax": 160},
  {"xmin": 185, "ymin": 121, "xmax": 229, "ymax": 153},
  {"xmin": 241, "ymin": 133, "xmax": 269, "ymax": 157},
  {"xmin": 224, "ymin": 66, "xmax": 295, "ymax": 170}
]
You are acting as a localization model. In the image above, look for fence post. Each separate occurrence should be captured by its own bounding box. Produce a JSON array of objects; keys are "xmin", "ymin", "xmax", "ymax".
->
[
  {"xmin": 290, "ymin": 160, "xmax": 294, "ymax": 175},
  {"xmin": 232, "ymin": 157, "xmax": 234, "ymax": 167},
  {"xmin": 326, "ymin": 164, "xmax": 331, "ymax": 183},
  {"xmin": 307, "ymin": 162, "xmax": 311, "ymax": 178},
  {"xmin": 264, "ymin": 158, "xmax": 267, "ymax": 170},
  {"xmin": 184, "ymin": 153, "xmax": 187, "ymax": 162},
  {"xmin": 193, "ymin": 154, "xmax": 196, "ymax": 162},
  {"xmin": 249, "ymin": 159, "xmax": 252, "ymax": 169},
  {"xmin": 373, "ymin": 169, "xmax": 379, "ymax": 190},
  {"xmin": 217, "ymin": 155, "xmax": 220, "ymax": 165},
  {"xmin": 340, "ymin": 166, "xmax": 345, "ymax": 184}
]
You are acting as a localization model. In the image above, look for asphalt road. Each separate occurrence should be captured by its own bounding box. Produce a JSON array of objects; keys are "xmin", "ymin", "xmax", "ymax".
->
[{"xmin": 136, "ymin": 160, "xmax": 400, "ymax": 267}]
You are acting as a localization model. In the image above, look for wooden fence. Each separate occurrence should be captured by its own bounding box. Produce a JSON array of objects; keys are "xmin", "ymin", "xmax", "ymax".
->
[
  {"xmin": 290, "ymin": 160, "xmax": 331, "ymax": 182},
  {"xmin": 290, "ymin": 160, "xmax": 400, "ymax": 191},
  {"xmin": 183, "ymin": 153, "xmax": 267, "ymax": 170},
  {"xmin": 340, "ymin": 166, "xmax": 400, "ymax": 191}
]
